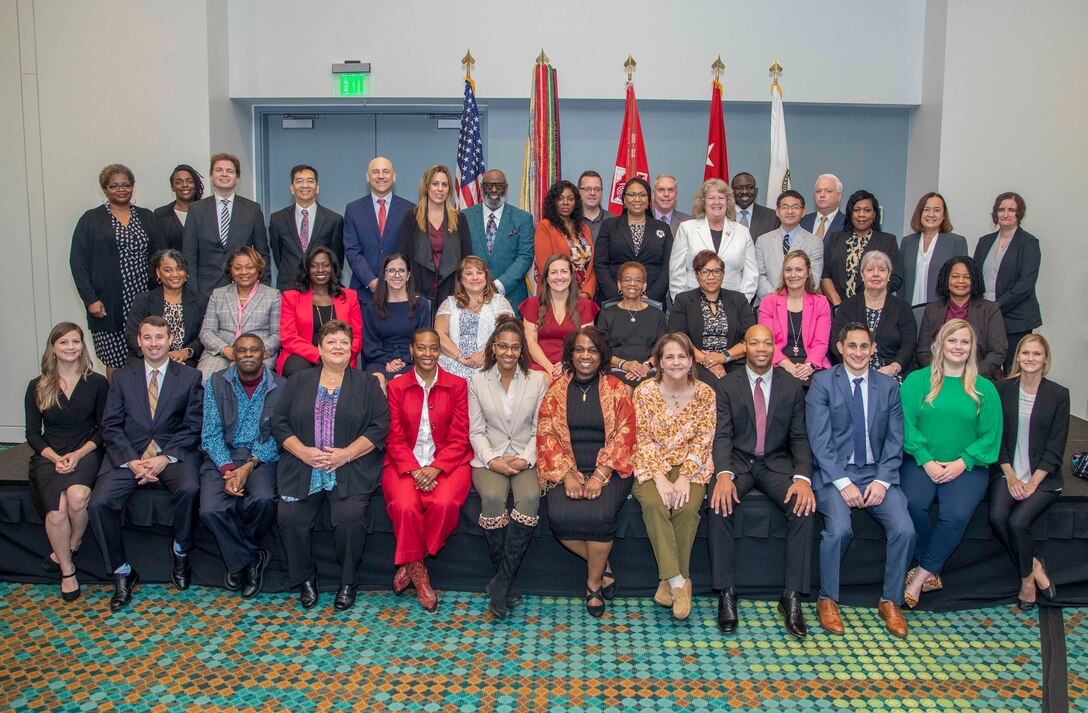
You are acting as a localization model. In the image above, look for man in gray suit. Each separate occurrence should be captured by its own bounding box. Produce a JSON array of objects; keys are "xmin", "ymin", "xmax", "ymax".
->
[
  {"xmin": 182, "ymin": 153, "xmax": 271, "ymax": 297},
  {"xmin": 732, "ymin": 172, "xmax": 780, "ymax": 241},
  {"xmin": 755, "ymin": 190, "xmax": 824, "ymax": 300},
  {"xmin": 652, "ymin": 174, "xmax": 691, "ymax": 235},
  {"xmin": 578, "ymin": 171, "xmax": 610, "ymax": 241}
]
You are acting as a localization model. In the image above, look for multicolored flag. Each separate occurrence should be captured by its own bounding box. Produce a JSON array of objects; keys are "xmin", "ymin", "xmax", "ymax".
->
[
  {"xmin": 704, "ymin": 79, "xmax": 729, "ymax": 182},
  {"xmin": 767, "ymin": 70, "xmax": 791, "ymax": 206},
  {"xmin": 456, "ymin": 78, "xmax": 484, "ymax": 209},
  {"xmin": 607, "ymin": 81, "xmax": 649, "ymax": 215},
  {"xmin": 519, "ymin": 55, "xmax": 561, "ymax": 295}
]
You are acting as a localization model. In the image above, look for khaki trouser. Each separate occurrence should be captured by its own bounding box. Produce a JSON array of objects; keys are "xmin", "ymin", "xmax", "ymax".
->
[{"xmin": 632, "ymin": 466, "xmax": 705, "ymax": 580}]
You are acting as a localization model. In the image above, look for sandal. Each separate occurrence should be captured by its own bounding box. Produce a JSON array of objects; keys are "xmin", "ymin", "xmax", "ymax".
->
[
  {"xmin": 601, "ymin": 566, "xmax": 618, "ymax": 600},
  {"xmin": 585, "ymin": 587, "xmax": 605, "ymax": 618},
  {"xmin": 60, "ymin": 570, "xmax": 81, "ymax": 603},
  {"xmin": 922, "ymin": 574, "xmax": 943, "ymax": 593}
]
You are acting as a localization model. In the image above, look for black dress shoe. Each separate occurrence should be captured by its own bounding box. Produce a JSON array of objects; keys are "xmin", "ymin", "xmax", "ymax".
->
[
  {"xmin": 585, "ymin": 587, "xmax": 605, "ymax": 618},
  {"xmin": 240, "ymin": 550, "xmax": 269, "ymax": 600},
  {"xmin": 110, "ymin": 570, "xmax": 139, "ymax": 611},
  {"xmin": 334, "ymin": 583, "xmax": 358, "ymax": 611},
  {"xmin": 1036, "ymin": 558, "xmax": 1057, "ymax": 600},
  {"xmin": 717, "ymin": 589, "xmax": 739, "ymax": 634},
  {"xmin": 777, "ymin": 590, "xmax": 808, "ymax": 639},
  {"xmin": 299, "ymin": 576, "xmax": 319, "ymax": 609},
  {"xmin": 170, "ymin": 550, "xmax": 190, "ymax": 591},
  {"xmin": 224, "ymin": 570, "xmax": 243, "ymax": 591},
  {"xmin": 601, "ymin": 566, "xmax": 618, "ymax": 600}
]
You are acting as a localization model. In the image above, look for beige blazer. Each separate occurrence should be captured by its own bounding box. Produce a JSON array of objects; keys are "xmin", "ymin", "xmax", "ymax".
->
[{"xmin": 467, "ymin": 366, "xmax": 548, "ymax": 468}]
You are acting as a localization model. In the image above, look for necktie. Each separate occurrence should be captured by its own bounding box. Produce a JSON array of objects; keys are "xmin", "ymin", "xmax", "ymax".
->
[
  {"xmin": 377, "ymin": 198, "xmax": 387, "ymax": 236},
  {"xmin": 219, "ymin": 199, "xmax": 230, "ymax": 246},
  {"xmin": 739, "ymin": 210, "xmax": 750, "ymax": 228},
  {"xmin": 486, "ymin": 213, "xmax": 497, "ymax": 254},
  {"xmin": 754, "ymin": 376, "xmax": 767, "ymax": 457},
  {"xmin": 141, "ymin": 369, "xmax": 160, "ymax": 459},
  {"xmin": 782, "ymin": 231, "xmax": 791, "ymax": 255},
  {"xmin": 299, "ymin": 208, "xmax": 310, "ymax": 251},
  {"xmin": 816, "ymin": 216, "xmax": 827, "ymax": 239},
  {"xmin": 852, "ymin": 377, "xmax": 867, "ymax": 466}
]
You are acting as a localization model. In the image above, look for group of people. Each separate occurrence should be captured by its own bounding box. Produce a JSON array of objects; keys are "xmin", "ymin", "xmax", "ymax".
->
[{"xmin": 27, "ymin": 153, "xmax": 1064, "ymax": 641}]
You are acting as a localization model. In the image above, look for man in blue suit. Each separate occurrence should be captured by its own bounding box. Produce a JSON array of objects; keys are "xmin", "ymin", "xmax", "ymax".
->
[
  {"xmin": 806, "ymin": 321, "xmax": 914, "ymax": 638},
  {"xmin": 462, "ymin": 169, "xmax": 535, "ymax": 315},
  {"xmin": 800, "ymin": 173, "xmax": 846, "ymax": 256},
  {"xmin": 342, "ymin": 157, "xmax": 416, "ymax": 305}
]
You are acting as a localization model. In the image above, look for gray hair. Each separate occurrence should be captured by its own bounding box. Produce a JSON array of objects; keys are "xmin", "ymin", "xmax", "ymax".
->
[
  {"xmin": 653, "ymin": 173, "xmax": 678, "ymax": 188},
  {"xmin": 152, "ymin": 248, "xmax": 188, "ymax": 272},
  {"xmin": 859, "ymin": 249, "xmax": 892, "ymax": 275},
  {"xmin": 816, "ymin": 173, "xmax": 843, "ymax": 193}
]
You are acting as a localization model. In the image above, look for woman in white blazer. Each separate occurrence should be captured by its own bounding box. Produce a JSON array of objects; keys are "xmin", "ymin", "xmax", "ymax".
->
[
  {"xmin": 467, "ymin": 316, "xmax": 548, "ymax": 619},
  {"xmin": 669, "ymin": 179, "xmax": 757, "ymax": 302}
]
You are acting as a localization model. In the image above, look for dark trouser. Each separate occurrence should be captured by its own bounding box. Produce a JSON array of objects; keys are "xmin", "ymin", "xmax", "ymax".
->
[
  {"xmin": 706, "ymin": 461, "xmax": 814, "ymax": 593},
  {"xmin": 900, "ymin": 457, "xmax": 988, "ymax": 574},
  {"xmin": 988, "ymin": 476, "xmax": 1060, "ymax": 578},
  {"xmin": 198, "ymin": 461, "xmax": 278, "ymax": 573},
  {"xmin": 278, "ymin": 491, "xmax": 371, "ymax": 588},
  {"xmin": 1004, "ymin": 330, "xmax": 1031, "ymax": 374},
  {"xmin": 281, "ymin": 354, "xmax": 319, "ymax": 378},
  {"xmin": 88, "ymin": 459, "xmax": 200, "ymax": 575}
]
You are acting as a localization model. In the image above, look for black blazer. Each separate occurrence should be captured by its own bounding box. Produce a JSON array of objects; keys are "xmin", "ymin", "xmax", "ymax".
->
[
  {"xmin": 69, "ymin": 205, "xmax": 166, "ymax": 333},
  {"xmin": 823, "ymin": 230, "xmax": 902, "ymax": 298},
  {"xmin": 743, "ymin": 203, "xmax": 781, "ymax": 243},
  {"xmin": 124, "ymin": 286, "xmax": 206, "ymax": 365},
  {"xmin": 973, "ymin": 228, "xmax": 1042, "ymax": 332},
  {"xmin": 270, "ymin": 367, "xmax": 390, "ymax": 500},
  {"xmin": 182, "ymin": 194, "xmax": 271, "ymax": 297},
  {"xmin": 396, "ymin": 211, "xmax": 472, "ymax": 305},
  {"xmin": 153, "ymin": 203, "xmax": 186, "ymax": 252},
  {"xmin": 594, "ymin": 215, "xmax": 674, "ymax": 303},
  {"xmin": 915, "ymin": 297, "xmax": 1007, "ymax": 380},
  {"xmin": 829, "ymin": 292, "xmax": 917, "ymax": 372},
  {"xmin": 268, "ymin": 203, "xmax": 345, "ymax": 291},
  {"xmin": 996, "ymin": 377, "xmax": 1069, "ymax": 491},
  {"xmin": 668, "ymin": 288, "xmax": 755, "ymax": 354},
  {"xmin": 713, "ymin": 368, "xmax": 812, "ymax": 479},
  {"xmin": 99, "ymin": 359, "xmax": 203, "ymax": 472}
]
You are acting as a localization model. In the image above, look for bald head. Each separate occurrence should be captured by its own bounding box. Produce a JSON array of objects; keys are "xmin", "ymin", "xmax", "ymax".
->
[
  {"xmin": 482, "ymin": 169, "xmax": 509, "ymax": 210},
  {"xmin": 744, "ymin": 324, "xmax": 775, "ymax": 373},
  {"xmin": 367, "ymin": 157, "xmax": 395, "ymax": 197}
]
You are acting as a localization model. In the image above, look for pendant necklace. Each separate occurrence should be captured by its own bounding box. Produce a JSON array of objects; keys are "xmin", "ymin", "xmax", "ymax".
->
[
  {"xmin": 789, "ymin": 311, "xmax": 801, "ymax": 356},
  {"xmin": 576, "ymin": 383, "xmax": 592, "ymax": 402}
]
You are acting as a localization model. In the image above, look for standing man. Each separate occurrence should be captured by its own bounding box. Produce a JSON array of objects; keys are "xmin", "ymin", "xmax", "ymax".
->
[
  {"xmin": 268, "ymin": 165, "xmax": 344, "ymax": 291},
  {"xmin": 182, "ymin": 153, "xmax": 271, "ymax": 297},
  {"xmin": 578, "ymin": 171, "xmax": 609, "ymax": 241},
  {"xmin": 731, "ymin": 172, "xmax": 780, "ymax": 241},
  {"xmin": 199, "ymin": 333, "xmax": 283, "ymax": 600},
  {"xmin": 754, "ymin": 190, "xmax": 824, "ymax": 300},
  {"xmin": 806, "ymin": 323, "xmax": 913, "ymax": 638},
  {"xmin": 652, "ymin": 174, "xmax": 692, "ymax": 236},
  {"xmin": 87, "ymin": 316, "xmax": 203, "ymax": 610},
  {"xmin": 708, "ymin": 324, "xmax": 815, "ymax": 639},
  {"xmin": 463, "ymin": 169, "xmax": 535, "ymax": 314},
  {"xmin": 800, "ymin": 173, "xmax": 846, "ymax": 254},
  {"xmin": 343, "ymin": 157, "xmax": 416, "ymax": 305}
]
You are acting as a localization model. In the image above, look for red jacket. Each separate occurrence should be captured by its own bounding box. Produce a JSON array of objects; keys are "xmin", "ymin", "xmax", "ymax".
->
[
  {"xmin": 384, "ymin": 367, "xmax": 471, "ymax": 476},
  {"xmin": 276, "ymin": 288, "xmax": 363, "ymax": 373}
]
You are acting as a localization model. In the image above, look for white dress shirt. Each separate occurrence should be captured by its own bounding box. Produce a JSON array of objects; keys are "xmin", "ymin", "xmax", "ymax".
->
[
  {"xmin": 412, "ymin": 369, "xmax": 437, "ymax": 467},
  {"xmin": 912, "ymin": 234, "xmax": 939, "ymax": 306},
  {"xmin": 834, "ymin": 368, "xmax": 887, "ymax": 490},
  {"xmin": 716, "ymin": 367, "xmax": 809, "ymax": 483}
]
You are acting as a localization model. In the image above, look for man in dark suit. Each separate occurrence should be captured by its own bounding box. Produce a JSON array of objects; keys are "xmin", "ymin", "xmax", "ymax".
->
[
  {"xmin": 463, "ymin": 169, "xmax": 535, "ymax": 315},
  {"xmin": 652, "ymin": 174, "xmax": 692, "ymax": 235},
  {"xmin": 87, "ymin": 316, "xmax": 204, "ymax": 610},
  {"xmin": 801, "ymin": 173, "xmax": 846, "ymax": 255},
  {"xmin": 268, "ymin": 165, "xmax": 344, "ymax": 291},
  {"xmin": 731, "ymin": 172, "xmax": 780, "ymax": 240},
  {"xmin": 708, "ymin": 324, "xmax": 815, "ymax": 639},
  {"xmin": 182, "ymin": 153, "xmax": 271, "ymax": 297},
  {"xmin": 342, "ymin": 156, "xmax": 416, "ymax": 305},
  {"xmin": 578, "ymin": 171, "xmax": 610, "ymax": 240},
  {"xmin": 807, "ymin": 322, "xmax": 914, "ymax": 638}
]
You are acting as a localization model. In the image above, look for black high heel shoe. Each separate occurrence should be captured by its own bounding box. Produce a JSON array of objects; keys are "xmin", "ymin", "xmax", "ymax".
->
[
  {"xmin": 1036, "ymin": 558, "xmax": 1057, "ymax": 601},
  {"xmin": 41, "ymin": 549, "xmax": 77, "ymax": 574},
  {"xmin": 601, "ymin": 566, "xmax": 618, "ymax": 600},
  {"xmin": 60, "ymin": 571, "xmax": 81, "ymax": 603},
  {"xmin": 585, "ymin": 587, "xmax": 605, "ymax": 618}
]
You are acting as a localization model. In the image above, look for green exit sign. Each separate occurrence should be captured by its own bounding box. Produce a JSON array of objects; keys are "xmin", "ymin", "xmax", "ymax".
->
[{"xmin": 338, "ymin": 73, "xmax": 367, "ymax": 96}]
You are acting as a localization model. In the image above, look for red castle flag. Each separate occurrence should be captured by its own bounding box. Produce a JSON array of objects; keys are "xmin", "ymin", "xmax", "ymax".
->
[
  {"xmin": 607, "ymin": 81, "xmax": 649, "ymax": 215},
  {"xmin": 704, "ymin": 78, "xmax": 729, "ymax": 182}
]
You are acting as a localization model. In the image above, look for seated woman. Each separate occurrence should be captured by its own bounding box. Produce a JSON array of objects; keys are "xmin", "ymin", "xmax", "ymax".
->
[
  {"xmin": 362, "ymin": 253, "xmax": 432, "ymax": 386},
  {"xmin": 900, "ymin": 319, "xmax": 1001, "ymax": 608},
  {"xmin": 667, "ymin": 249, "xmax": 755, "ymax": 386},
  {"xmin": 989, "ymin": 334, "xmax": 1069, "ymax": 611},
  {"xmin": 594, "ymin": 178, "xmax": 673, "ymax": 304},
  {"xmin": 537, "ymin": 325, "xmax": 636, "ymax": 618},
  {"xmin": 521, "ymin": 253, "xmax": 600, "ymax": 383},
  {"xmin": 757, "ymin": 249, "xmax": 831, "ymax": 383},
  {"xmin": 125, "ymin": 249, "xmax": 205, "ymax": 368},
  {"xmin": 915, "ymin": 256, "xmax": 1007, "ymax": 380},
  {"xmin": 533, "ymin": 180, "xmax": 596, "ymax": 299},
  {"xmin": 632, "ymin": 333, "xmax": 715, "ymax": 620},
  {"xmin": 197, "ymin": 246, "xmax": 281, "ymax": 382},
  {"xmin": 830, "ymin": 250, "xmax": 917, "ymax": 382},
  {"xmin": 597, "ymin": 261, "xmax": 667, "ymax": 388},
  {"xmin": 277, "ymin": 246, "xmax": 363, "ymax": 377},
  {"xmin": 467, "ymin": 317, "xmax": 549, "ymax": 618},
  {"xmin": 435, "ymin": 256, "xmax": 514, "ymax": 381},
  {"xmin": 382, "ymin": 329, "xmax": 473, "ymax": 612},
  {"xmin": 25, "ymin": 323, "xmax": 109, "ymax": 602},
  {"xmin": 272, "ymin": 320, "xmax": 390, "ymax": 611}
]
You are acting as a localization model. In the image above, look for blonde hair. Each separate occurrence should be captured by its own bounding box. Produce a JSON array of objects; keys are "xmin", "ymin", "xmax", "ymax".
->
[
  {"xmin": 926, "ymin": 319, "xmax": 981, "ymax": 410},
  {"xmin": 414, "ymin": 164, "xmax": 460, "ymax": 233},
  {"xmin": 36, "ymin": 322, "xmax": 94, "ymax": 412},
  {"xmin": 691, "ymin": 179, "xmax": 736, "ymax": 221},
  {"xmin": 774, "ymin": 250, "xmax": 820, "ymax": 295},
  {"xmin": 1006, "ymin": 333, "xmax": 1051, "ymax": 380}
]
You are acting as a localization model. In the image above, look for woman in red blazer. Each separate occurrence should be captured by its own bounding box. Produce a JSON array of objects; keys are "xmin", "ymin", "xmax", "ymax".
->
[
  {"xmin": 277, "ymin": 246, "xmax": 363, "ymax": 376},
  {"xmin": 382, "ymin": 328, "xmax": 472, "ymax": 611},
  {"xmin": 757, "ymin": 250, "xmax": 831, "ymax": 383}
]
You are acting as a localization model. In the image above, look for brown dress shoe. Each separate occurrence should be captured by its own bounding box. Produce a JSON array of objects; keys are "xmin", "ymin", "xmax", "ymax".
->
[
  {"xmin": 392, "ymin": 565, "xmax": 411, "ymax": 594},
  {"xmin": 879, "ymin": 600, "xmax": 908, "ymax": 638},
  {"xmin": 405, "ymin": 561, "xmax": 437, "ymax": 611},
  {"xmin": 671, "ymin": 579, "xmax": 692, "ymax": 621},
  {"xmin": 653, "ymin": 580, "xmax": 673, "ymax": 607},
  {"xmin": 817, "ymin": 598, "xmax": 845, "ymax": 635}
]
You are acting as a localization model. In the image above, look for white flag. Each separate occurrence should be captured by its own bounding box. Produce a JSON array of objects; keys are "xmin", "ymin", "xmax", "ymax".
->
[{"xmin": 767, "ymin": 83, "xmax": 791, "ymax": 207}]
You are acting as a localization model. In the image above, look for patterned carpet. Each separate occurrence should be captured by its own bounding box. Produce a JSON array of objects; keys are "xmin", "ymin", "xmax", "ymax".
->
[{"xmin": 1, "ymin": 582, "xmax": 1084, "ymax": 712}]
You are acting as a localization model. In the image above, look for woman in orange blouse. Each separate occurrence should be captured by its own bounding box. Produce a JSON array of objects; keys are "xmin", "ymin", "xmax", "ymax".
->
[
  {"xmin": 537, "ymin": 325, "xmax": 636, "ymax": 617},
  {"xmin": 632, "ymin": 333, "xmax": 716, "ymax": 620},
  {"xmin": 533, "ymin": 180, "xmax": 596, "ymax": 299}
]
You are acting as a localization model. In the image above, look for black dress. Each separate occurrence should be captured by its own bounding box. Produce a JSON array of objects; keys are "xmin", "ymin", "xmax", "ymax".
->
[
  {"xmin": 597, "ymin": 304, "xmax": 667, "ymax": 385},
  {"xmin": 24, "ymin": 373, "xmax": 109, "ymax": 516}
]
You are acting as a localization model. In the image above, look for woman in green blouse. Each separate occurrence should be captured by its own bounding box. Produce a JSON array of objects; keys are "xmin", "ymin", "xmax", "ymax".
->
[{"xmin": 900, "ymin": 318, "xmax": 1001, "ymax": 608}]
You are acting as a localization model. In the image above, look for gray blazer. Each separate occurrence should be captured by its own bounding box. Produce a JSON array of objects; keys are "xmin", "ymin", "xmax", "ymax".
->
[
  {"xmin": 197, "ymin": 282, "xmax": 281, "ymax": 380},
  {"xmin": 897, "ymin": 232, "xmax": 968, "ymax": 307},
  {"xmin": 754, "ymin": 227, "xmax": 825, "ymax": 299},
  {"xmin": 467, "ymin": 367, "xmax": 548, "ymax": 468},
  {"xmin": 662, "ymin": 209, "xmax": 692, "ymax": 237},
  {"xmin": 182, "ymin": 194, "xmax": 271, "ymax": 297}
]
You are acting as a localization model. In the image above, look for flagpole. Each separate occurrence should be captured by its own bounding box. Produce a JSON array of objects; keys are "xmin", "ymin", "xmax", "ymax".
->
[
  {"xmin": 462, "ymin": 50, "xmax": 475, "ymax": 91},
  {"xmin": 766, "ymin": 59, "xmax": 791, "ymax": 206}
]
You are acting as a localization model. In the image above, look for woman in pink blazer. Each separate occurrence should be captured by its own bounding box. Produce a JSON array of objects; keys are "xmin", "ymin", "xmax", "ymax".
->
[
  {"xmin": 757, "ymin": 250, "xmax": 831, "ymax": 383},
  {"xmin": 277, "ymin": 246, "xmax": 363, "ymax": 376}
]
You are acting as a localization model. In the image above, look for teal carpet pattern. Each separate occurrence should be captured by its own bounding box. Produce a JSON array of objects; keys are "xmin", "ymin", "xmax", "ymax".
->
[{"xmin": 1, "ymin": 582, "xmax": 1084, "ymax": 711}]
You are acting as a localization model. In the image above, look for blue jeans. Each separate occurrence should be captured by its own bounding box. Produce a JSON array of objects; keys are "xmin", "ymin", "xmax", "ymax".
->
[{"xmin": 900, "ymin": 456, "xmax": 988, "ymax": 574}]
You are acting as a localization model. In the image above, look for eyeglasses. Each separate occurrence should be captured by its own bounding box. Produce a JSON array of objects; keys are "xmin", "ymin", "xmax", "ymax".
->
[
  {"xmin": 579, "ymin": 186, "xmax": 602, "ymax": 194},
  {"xmin": 494, "ymin": 343, "xmax": 522, "ymax": 353},
  {"xmin": 384, "ymin": 267, "xmax": 408, "ymax": 276},
  {"xmin": 481, "ymin": 182, "xmax": 507, "ymax": 190},
  {"xmin": 620, "ymin": 276, "xmax": 645, "ymax": 284},
  {"xmin": 698, "ymin": 268, "xmax": 724, "ymax": 277},
  {"xmin": 107, "ymin": 183, "xmax": 133, "ymax": 190},
  {"xmin": 624, "ymin": 192, "xmax": 648, "ymax": 199}
]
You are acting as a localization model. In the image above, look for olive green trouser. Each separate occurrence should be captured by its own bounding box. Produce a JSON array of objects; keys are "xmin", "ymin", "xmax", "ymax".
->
[{"xmin": 632, "ymin": 466, "xmax": 705, "ymax": 580}]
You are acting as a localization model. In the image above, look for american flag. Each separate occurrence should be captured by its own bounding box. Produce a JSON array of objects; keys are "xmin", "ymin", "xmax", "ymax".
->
[{"xmin": 456, "ymin": 78, "xmax": 484, "ymax": 209}]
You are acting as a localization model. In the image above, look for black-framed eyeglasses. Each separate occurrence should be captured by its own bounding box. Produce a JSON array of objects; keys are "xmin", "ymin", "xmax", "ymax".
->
[
  {"xmin": 384, "ymin": 267, "xmax": 408, "ymax": 276},
  {"xmin": 698, "ymin": 268, "xmax": 724, "ymax": 277}
]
